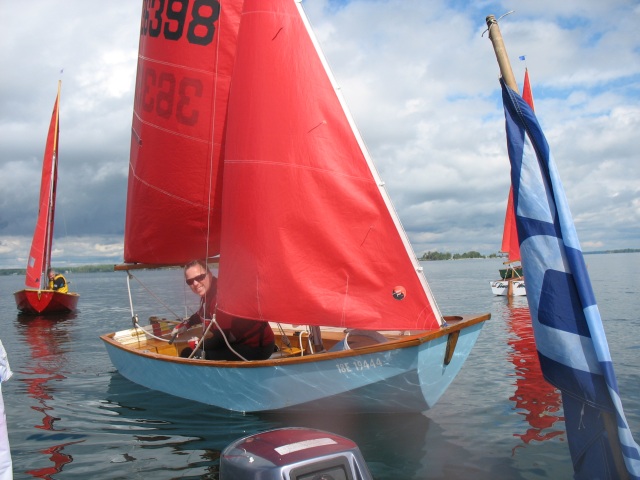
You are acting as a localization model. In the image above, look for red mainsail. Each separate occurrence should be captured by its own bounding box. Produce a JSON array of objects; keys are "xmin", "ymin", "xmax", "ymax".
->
[
  {"xmin": 216, "ymin": 1, "xmax": 441, "ymax": 330},
  {"xmin": 122, "ymin": 0, "xmax": 442, "ymax": 330},
  {"xmin": 123, "ymin": 0, "xmax": 244, "ymax": 264},
  {"xmin": 25, "ymin": 84, "xmax": 60, "ymax": 289}
]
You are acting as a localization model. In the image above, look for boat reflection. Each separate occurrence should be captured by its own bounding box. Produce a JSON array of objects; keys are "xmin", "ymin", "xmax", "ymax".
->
[
  {"xmin": 503, "ymin": 297, "xmax": 564, "ymax": 452},
  {"xmin": 16, "ymin": 314, "xmax": 85, "ymax": 479},
  {"xmin": 105, "ymin": 372, "xmax": 502, "ymax": 479}
]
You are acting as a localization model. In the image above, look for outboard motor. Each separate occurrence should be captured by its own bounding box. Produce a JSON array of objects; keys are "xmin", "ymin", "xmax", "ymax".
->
[{"xmin": 220, "ymin": 427, "xmax": 373, "ymax": 480}]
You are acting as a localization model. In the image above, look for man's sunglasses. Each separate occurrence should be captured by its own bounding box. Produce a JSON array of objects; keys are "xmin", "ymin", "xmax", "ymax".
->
[{"xmin": 186, "ymin": 273, "xmax": 207, "ymax": 286}]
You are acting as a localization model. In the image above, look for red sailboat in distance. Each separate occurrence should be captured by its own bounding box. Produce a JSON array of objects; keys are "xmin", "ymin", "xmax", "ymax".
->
[
  {"xmin": 14, "ymin": 81, "xmax": 79, "ymax": 314},
  {"xmin": 490, "ymin": 70, "xmax": 535, "ymax": 296}
]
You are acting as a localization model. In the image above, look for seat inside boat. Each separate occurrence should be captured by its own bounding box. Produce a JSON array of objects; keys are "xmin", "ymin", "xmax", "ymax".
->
[{"xmin": 341, "ymin": 329, "xmax": 389, "ymax": 350}]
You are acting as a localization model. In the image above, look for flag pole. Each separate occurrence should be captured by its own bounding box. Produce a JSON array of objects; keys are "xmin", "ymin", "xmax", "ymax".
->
[
  {"xmin": 485, "ymin": 14, "xmax": 635, "ymax": 479},
  {"xmin": 485, "ymin": 15, "xmax": 519, "ymax": 93},
  {"xmin": 487, "ymin": 13, "xmax": 518, "ymax": 300}
]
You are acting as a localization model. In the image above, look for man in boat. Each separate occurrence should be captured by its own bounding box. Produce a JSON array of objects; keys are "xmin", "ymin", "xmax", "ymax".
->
[
  {"xmin": 178, "ymin": 260, "xmax": 275, "ymax": 361},
  {"xmin": 47, "ymin": 268, "xmax": 69, "ymax": 293}
]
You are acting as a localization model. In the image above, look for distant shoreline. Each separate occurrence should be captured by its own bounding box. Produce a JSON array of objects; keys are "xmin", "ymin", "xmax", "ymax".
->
[
  {"xmin": 0, "ymin": 264, "xmax": 116, "ymax": 276},
  {"xmin": 418, "ymin": 248, "xmax": 639, "ymax": 262},
  {"xmin": 1, "ymin": 248, "xmax": 638, "ymax": 275}
]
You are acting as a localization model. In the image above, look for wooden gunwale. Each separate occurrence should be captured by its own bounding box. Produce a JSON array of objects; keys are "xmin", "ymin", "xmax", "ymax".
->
[
  {"xmin": 100, "ymin": 312, "xmax": 490, "ymax": 368},
  {"xmin": 15, "ymin": 288, "xmax": 80, "ymax": 297}
]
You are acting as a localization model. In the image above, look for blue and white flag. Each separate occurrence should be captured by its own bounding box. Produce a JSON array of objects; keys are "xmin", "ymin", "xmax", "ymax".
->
[{"xmin": 501, "ymin": 78, "xmax": 640, "ymax": 479}]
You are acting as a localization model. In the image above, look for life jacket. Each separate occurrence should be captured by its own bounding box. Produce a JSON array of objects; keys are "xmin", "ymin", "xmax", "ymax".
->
[{"xmin": 49, "ymin": 274, "xmax": 69, "ymax": 293}]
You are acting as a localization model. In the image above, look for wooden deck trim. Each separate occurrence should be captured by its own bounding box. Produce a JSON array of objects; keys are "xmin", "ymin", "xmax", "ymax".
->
[{"xmin": 100, "ymin": 312, "xmax": 490, "ymax": 368}]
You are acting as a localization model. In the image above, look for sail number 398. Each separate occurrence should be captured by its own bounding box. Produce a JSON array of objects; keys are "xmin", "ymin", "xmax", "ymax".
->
[{"xmin": 141, "ymin": 0, "xmax": 221, "ymax": 46}]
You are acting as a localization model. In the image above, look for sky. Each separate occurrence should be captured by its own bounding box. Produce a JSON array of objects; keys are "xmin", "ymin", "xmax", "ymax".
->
[{"xmin": 1, "ymin": 0, "xmax": 639, "ymax": 269}]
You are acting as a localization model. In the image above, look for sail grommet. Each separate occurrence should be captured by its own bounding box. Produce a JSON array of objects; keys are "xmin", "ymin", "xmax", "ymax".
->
[{"xmin": 392, "ymin": 286, "xmax": 406, "ymax": 300}]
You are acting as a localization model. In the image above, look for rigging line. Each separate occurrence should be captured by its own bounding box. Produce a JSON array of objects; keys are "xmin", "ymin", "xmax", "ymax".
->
[
  {"xmin": 126, "ymin": 273, "xmax": 145, "ymax": 348},
  {"xmin": 126, "ymin": 273, "xmax": 174, "ymax": 345},
  {"xmin": 128, "ymin": 271, "xmax": 183, "ymax": 320},
  {"xmin": 203, "ymin": 3, "xmax": 225, "ymax": 263},
  {"xmin": 181, "ymin": 273, "xmax": 191, "ymax": 318},
  {"xmin": 126, "ymin": 272, "xmax": 135, "ymax": 320},
  {"xmin": 187, "ymin": 316, "xmax": 216, "ymax": 358},
  {"xmin": 482, "ymin": 11, "xmax": 515, "ymax": 37},
  {"xmin": 131, "ymin": 318, "xmax": 173, "ymax": 343},
  {"xmin": 185, "ymin": 301, "xmax": 250, "ymax": 362},
  {"xmin": 276, "ymin": 323, "xmax": 293, "ymax": 349},
  {"xmin": 201, "ymin": 317, "xmax": 249, "ymax": 362}
]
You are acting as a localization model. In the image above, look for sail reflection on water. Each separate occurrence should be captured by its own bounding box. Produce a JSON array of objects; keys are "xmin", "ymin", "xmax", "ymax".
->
[
  {"xmin": 18, "ymin": 315, "xmax": 84, "ymax": 478},
  {"xmin": 504, "ymin": 298, "xmax": 564, "ymax": 452}
]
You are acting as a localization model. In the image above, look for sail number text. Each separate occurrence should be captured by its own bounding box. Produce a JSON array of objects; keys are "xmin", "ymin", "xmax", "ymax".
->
[
  {"xmin": 135, "ymin": 65, "xmax": 202, "ymax": 126},
  {"xmin": 141, "ymin": 0, "xmax": 220, "ymax": 46},
  {"xmin": 336, "ymin": 357, "xmax": 384, "ymax": 374}
]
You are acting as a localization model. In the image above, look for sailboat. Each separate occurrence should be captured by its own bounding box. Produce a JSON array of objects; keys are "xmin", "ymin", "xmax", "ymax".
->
[
  {"xmin": 14, "ymin": 81, "xmax": 79, "ymax": 315},
  {"xmin": 490, "ymin": 70, "xmax": 535, "ymax": 297},
  {"xmin": 490, "ymin": 186, "xmax": 526, "ymax": 296},
  {"xmin": 100, "ymin": 0, "xmax": 490, "ymax": 413}
]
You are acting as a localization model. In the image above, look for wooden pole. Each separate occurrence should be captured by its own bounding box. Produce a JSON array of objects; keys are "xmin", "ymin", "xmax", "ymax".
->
[
  {"xmin": 485, "ymin": 15, "xmax": 519, "ymax": 93},
  {"xmin": 486, "ymin": 17, "xmax": 631, "ymax": 478},
  {"xmin": 487, "ymin": 13, "xmax": 517, "ymax": 299}
]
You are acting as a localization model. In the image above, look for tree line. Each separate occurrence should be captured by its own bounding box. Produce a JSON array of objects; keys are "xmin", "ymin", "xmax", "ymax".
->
[
  {"xmin": 1, "ymin": 248, "xmax": 638, "ymax": 275},
  {"xmin": 0, "ymin": 264, "xmax": 115, "ymax": 276},
  {"xmin": 420, "ymin": 248, "xmax": 640, "ymax": 261},
  {"xmin": 419, "ymin": 251, "xmax": 500, "ymax": 261}
]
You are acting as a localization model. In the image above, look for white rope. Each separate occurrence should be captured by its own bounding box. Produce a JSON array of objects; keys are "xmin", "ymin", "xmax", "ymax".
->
[{"xmin": 482, "ymin": 11, "xmax": 515, "ymax": 37}]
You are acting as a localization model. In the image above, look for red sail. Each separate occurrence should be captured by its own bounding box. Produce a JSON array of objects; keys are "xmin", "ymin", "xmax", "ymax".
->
[
  {"xmin": 501, "ymin": 186, "xmax": 520, "ymax": 263},
  {"xmin": 25, "ymin": 86, "xmax": 60, "ymax": 289},
  {"xmin": 502, "ymin": 69, "xmax": 535, "ymax": 263},
  {"xmin": 123, "ymin": 0, "xmax": 244, "ymax": 265},
  {"xmin": 217, "ymin": 1, "xmax": 441, "ymax": 330},
  {"xmin": 522, "ymin": 68, "xmax": 535, "ymax": 110}
]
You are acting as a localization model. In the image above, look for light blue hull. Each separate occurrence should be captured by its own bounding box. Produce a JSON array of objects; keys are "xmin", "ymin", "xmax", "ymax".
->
[{"xmin": 101, "ymin": 321, "xmax": 484, "ymax": 413}]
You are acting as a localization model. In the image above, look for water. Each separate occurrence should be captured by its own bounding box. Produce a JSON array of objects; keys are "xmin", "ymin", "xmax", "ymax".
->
[{"xmin": 1, "ymin": 253, "xmax": 638, "ymax": 479}]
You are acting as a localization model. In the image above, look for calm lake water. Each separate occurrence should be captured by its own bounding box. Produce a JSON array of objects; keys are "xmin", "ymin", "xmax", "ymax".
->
[{"xmin": 1, "ymin": 253, "xmax": 638, "ymax": 479}]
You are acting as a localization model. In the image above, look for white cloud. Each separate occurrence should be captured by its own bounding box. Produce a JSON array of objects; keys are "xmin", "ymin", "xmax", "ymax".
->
[{"xmin": 1, "ymin": 0, "xmax": 638, "ymax": 268}]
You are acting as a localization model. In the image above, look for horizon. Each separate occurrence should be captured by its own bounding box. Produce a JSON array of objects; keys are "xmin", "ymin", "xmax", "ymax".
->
[{"xmin": 2, "ymin": 1, "xmax": 639, "ymax": 269}]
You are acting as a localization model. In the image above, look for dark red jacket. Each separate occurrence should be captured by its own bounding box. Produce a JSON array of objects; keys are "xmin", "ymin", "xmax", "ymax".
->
[{"xmin": 187, "ymin": 288, "xmax": 274, "ymax": 348}]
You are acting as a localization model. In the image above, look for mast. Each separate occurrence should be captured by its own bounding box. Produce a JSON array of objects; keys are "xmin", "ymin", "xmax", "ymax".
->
[
  {"xmin": 487, "ymin": 15, "xmax": 519, "ymax": 299},
  {"xmin": 485, "ymin": 15, "xmax": 633, "ymax": 479},
  {"xmin": 43, "ymin": 80, "xmax": 62, "ymax": 285},
  {"xmin": 485, "ymin": 15, "xmax": 518, "ymax": 93}
]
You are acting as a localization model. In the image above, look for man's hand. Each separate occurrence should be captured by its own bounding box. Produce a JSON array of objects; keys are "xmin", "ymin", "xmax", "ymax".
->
[
  {"xmin": 172, "ymin": 319, "xmax": 191, "ymax": 335},
  {"xmin": 169, "ymin": 319, "xmax": 191, "ymax": 344}
]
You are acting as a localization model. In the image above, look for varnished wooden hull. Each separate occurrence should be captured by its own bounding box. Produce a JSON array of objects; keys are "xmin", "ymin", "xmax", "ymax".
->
[
  {"xmin": 100, "ymin": 313, "xmax": 489, "ymax": 413},
  {"xmin": 14, "ymin": 289, "xmax": 80, "ymax": 315}
]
